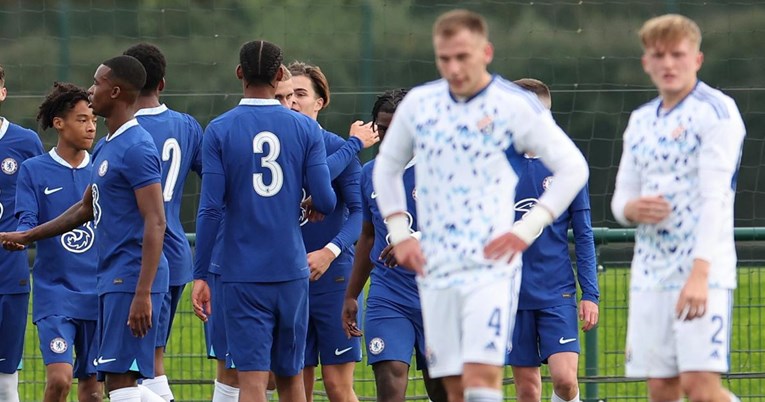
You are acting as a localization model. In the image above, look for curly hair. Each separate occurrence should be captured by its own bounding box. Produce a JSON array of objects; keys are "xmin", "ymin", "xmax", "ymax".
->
[
  {"xmin": 240, "ymin": 40, "xmax": 283, "ymax": 86},
  {"xmin": 371, "ymin": 88, "xmax": 408, "ymax": 125},
  {"xmin": 37, "ymin": 82, "xmax": 90, "ymax": 130}
]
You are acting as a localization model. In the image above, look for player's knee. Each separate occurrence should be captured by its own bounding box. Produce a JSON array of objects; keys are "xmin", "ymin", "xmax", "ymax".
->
[
  {"xmin": 514, "ymin": 380, "xmax": 541, "ymax": 402},
  {"xmin": 373, "ymin": 362, "xmax": 408, "ymax": 400},
  {"xmin": 323, "ymin": 376, "xmax": 354, "ymax": 399},
  {"xmin": 46, "ymin": 371, "xmax": 73, "ymax": 396},
  {"xmin": 551, "ymin": 376, "xmax": 578, "ymax": 398}
]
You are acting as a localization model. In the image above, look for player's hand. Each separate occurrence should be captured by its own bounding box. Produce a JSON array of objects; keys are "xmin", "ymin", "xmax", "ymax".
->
[
  {"xmin": 342, "ymin": 296, "xmax": 363, "ymax": 339},
  {"xmin": 308, "ymin": 248, "xmax": 336, "ymax": 281},
  {"xmin": 579, "ymin": 300, "xmax": 599, "ymax": 331},
  {"xmin": 301, "ymin": 196, "xmax": 325, "ymax": 223},
  {"xmin": 623, "ymin": 195, "xmax": 671, "ymax": 224},
  {"xmin": 392, "ymin": 237, "xmax": 426, "ymax": 276},
  {"xmin": 676, "ymin": 259, "xmax": 709, "ymax": 321},
  {"xmin": 349, "ymin": 120, "xmax": 378, "ymax": 149},
  {"xmin": 0, "ymin": 231, "xmax": 29, "ymax": 251},
  {"xmin": 127, "ymin": 292, "xmax": 152, "ymax": 338},
  {"xmin": 191, "ymin": 279, "xmax": 212, "ymax": 322},
  {"xmin": 483, "ymin": 232, "xmax": 528, "ymax": 263},
  {"xmin": 379, "ymin": 244, "xmax": 398, "ymax": 268}
]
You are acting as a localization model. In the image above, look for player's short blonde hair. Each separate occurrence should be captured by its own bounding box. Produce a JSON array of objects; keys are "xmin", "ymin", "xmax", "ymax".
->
[
  {"xmin": 433, "ymin": 9, "xmax": 488, "ymax": 39},
  {"xmin": 639, "ymin": 14, "xmax": 701, "ymax": 50}
]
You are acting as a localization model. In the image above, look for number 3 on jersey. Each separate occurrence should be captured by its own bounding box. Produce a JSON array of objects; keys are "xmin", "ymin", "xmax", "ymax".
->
[{"xmin": 253, "ymin": 131, "xmax": 283, "ymax": 197}]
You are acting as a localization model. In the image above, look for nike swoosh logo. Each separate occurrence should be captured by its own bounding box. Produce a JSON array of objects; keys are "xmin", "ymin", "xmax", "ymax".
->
[
  {"xmin": 0, "ymin": 358, "xmax": 5, "ymax": 362},
  {"xmin": 370, "ymin": 192, "xmax": 378, "ymax": 199},
  {"xmin": 559, "ymin": 337, "xmax": 577, "ymax": 344},
  {"xmin": 44, "ymin": 187, "xmax": 63, "ymax": 195},
  {"xmin": 93, "ymin": 357, "xmax": 116, "ymax": 366},
  {"xmin": 334, "ymin": 347, "xmax": 353, "ymax": 356}
]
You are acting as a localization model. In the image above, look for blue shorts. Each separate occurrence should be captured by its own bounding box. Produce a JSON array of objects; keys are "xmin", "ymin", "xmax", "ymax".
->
[
  {"xmin": 305, "ymin": 289, "xmax": 362, "ymax": 367},
  {"xmin": 506, "ymin": 305, "xmax": 580, "ymax": 367},
  {"xmin": 364, "ymin": 296, "xmax": 426, "ymax": 370},
  {"xmin": 0, "ymin": 293, "xmax": 28, "ymax": 374},
  {"xmin": 224, "ymin": 279, "xmax": 308, "ymax": 375},
  {"xmin": 156, "ymin": 284, "xmax": 185, "ymax": 348},
  {"xmin": 204, "ymin": 274, "xmax": 231, "ymax": 366},
  {"xmin": 95, "ymin": 292, "xmax": 163, "ymax": 381},
  {"xmin": 36, "ymin": 315, "xmax": 98, "ymax": 379}
]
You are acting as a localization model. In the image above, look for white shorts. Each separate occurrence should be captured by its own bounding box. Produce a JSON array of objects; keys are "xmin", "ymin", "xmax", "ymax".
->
[
  {"xmin": 419, "ymin": 270, "xmax": 521, "ymax": 378},
  {"xmin": 625, "ymin": 288, "xmax": 733, "ymax": 378}
]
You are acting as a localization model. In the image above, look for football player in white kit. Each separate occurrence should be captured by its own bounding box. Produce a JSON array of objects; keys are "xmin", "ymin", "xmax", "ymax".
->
[
  {"xmin": 611, "ymin": 14, "xmax": 744, "ymax": 402},
  {"xmin": 372, "ymin": 9, "xmax": 589, "ymax": 402}
]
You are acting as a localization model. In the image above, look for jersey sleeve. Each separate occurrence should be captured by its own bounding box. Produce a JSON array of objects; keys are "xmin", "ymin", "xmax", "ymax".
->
[
  {"xmin": 692, "ymin": 109, "xmax": 746, "ymax": 262},
  {"xmin": 326, "ymin": 134, "xmax": 361, "ymax": 180},
  {"xmin": 13, "ymin": 162, "xmax": 39, "ymax": 232},
  {"xmin": 508, "ymin": 98, "xmax": 589, "ymax": 219},
  {"xmin": 124, "ymin": 141, "xmax": 163, "ymax": 190},
  {"xmin": 360, "ymin": 165, "xmax": 373, "ymax": 224},
  {"xmin": 304, "ymin": 122, "xmax": 336, "ymax": 214},
  {"xmin": 570, "ymin": 191, "xmax": 599, "ymax": 303},
  {"xmin": 328, "ymin": 158, "xmax": 363, "ymax": 252},
  {"xmin": 194, "ymin": 126, "xmax": 226, "ymax": 281},
  {"xmin": 188, "ymin": 115, "xmax": 204, "ymax": 176},
  {"xmin": 611, "ymin": 114, "xmax": 643, "ymax": 226},
  {"xmin": 372, "ymin": 93, "xmax": 416, "ymax": 218}
]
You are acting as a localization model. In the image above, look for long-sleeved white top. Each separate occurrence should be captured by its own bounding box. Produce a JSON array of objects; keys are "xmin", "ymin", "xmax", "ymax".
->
[{"xmin": 611, "ymin": 81, "xmax": 745, "ymax": 291}]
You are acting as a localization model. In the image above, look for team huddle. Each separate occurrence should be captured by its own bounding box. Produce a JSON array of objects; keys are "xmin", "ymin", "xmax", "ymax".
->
[{"xmin": 0, "ymin": 8, "xmax": 746, "ymax": 402}]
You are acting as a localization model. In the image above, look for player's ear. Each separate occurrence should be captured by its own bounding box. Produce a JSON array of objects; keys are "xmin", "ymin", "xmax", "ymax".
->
[
  {"xmin": 157, "ymin": 77, "xmax": 166, "ymax": 93},
  {"xmin": 235, "ymin": 64, "xmax": 244, "ymax": 80},
  {"xmin": 695, "ymin": 51, "xmax": 704, "ymax": 71},
  {"xmin": 110, "ymin": 85, "xmax": 121, "ymax": 99},
  {"xmin": 0, "ymin": 86, "xmax": 6, "ymax": 102},
  {"xmin": 484, "ymin": 41, "xmax": 494, "ymax": 65},
  {"xmin": 53, "ymin": 116, "xmax": 65, "ymax": 130},
  {"xmin": 314, "ymin": 96, "xmax": 324, "ymax": 113}
]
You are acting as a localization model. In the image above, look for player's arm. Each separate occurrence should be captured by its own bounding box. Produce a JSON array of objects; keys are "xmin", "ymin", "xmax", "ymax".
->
[
  {"xmin": 1, "ymin": 184, "xmax": 93, "ymax": 250},
  {"xmin": 677, "ymin": 112, "xmax": 746, "ymax": 321},
  {"xmin": 13, "ymin": 162, "xmax": 39, "ymax": 232},
  {"xmin": 569, "ymin": 185, "xmax": 599, "ymax": 331},
  {"xmin": 304, "ymin": 124, "xmax": 336, "ymax": 215},
  {"xmin": 308, "ymin": 159, "xmax": 363, "ymax": 281},
  {"xmin": 373, "ymin": 96, "xmax": 424, "ymax": 274},
  {"xmin": 189, "ymin": 116, "xmax": 204, "ymax": 178},
  {"xmin": 325, "ymin": 129, "xmax": 363, "ymax": 180},
  {"xmin": 342, "ymin": 220, "xmax": 375, "ymax": 339}
]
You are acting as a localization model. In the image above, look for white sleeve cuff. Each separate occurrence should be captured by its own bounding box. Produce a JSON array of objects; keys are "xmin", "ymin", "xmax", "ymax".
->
[{"xmin": 325, "ymin": 243, "xmax": 342, "ymax": 257}]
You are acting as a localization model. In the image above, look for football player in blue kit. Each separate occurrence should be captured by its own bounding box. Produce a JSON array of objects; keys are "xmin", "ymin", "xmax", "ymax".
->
[
  {"xmin": 0, "ymin": 64, "xmax": 45, "ymax": 402},
  {"xmin": 1, "ymin": 55, "xmax": 169, "ymax": 402},
  {"xmin": 14, "ymin": 82, "xmax": 101, "ymax": 402},
  {"xmin": 288, "ymin": 61, "xmax": 364, "ymax": 402},
  {"xmin": 505, "ymin": 79, "xmax": 599, "ymax": 402},
  {"xmin": 192, "ymin": 40, "xmax": 336, "ymax": 402},
  {"xmin": 124, "ymin": 43, "xmax": 204, "ymax": 402},
  {"xmin": 342, "ymin": 88, "xmax": 447, "ymax": 402}
]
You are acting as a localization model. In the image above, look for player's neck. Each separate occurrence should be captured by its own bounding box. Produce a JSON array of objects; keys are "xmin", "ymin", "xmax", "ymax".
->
[
  {"xmin": 659, "ymin": 80, "xmax": 697, "ymax": 111},
  {"xmin": 134, "ymin": 95, "xmax": 161, "ymax": 110},
  {"xmin": 54, "ymin": 142, "xmax": 87, "ymax": 167},
  {"xmin": 105, "ymin": 108, "xmax": 135, "ymax": 135},
  {"xmin": 242, "ymin": 80, "xmax": 277, "ymax": 100}
]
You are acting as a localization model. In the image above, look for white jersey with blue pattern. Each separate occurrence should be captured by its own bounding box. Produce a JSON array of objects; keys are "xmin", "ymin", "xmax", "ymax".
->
[
  {"xmin": 612, "ymin": 81, "xmax": 745, "ymax": 291},
  {"xmin": 373, "ymin": 76, "xmax": 589, "ymax": 289}
]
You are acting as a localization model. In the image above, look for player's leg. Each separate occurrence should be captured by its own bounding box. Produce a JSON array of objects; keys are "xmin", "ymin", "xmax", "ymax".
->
[
  {"xmin": 145, "ymin": 285, "xmax": 184, "ymax": 401},
  {"xmin": 461, "ymin": 274, "xmax": 518, "ymax": 402},
  {"xmin": 313, "ymin": 289, "xmax": 361, "ymax": 402},
  {"xmin": 0, "ymin": 293, "xmax": 28, "ymax": 402},
  {"xmin": 676, "ymin": 289, "xmax": 738, "ymax": 402},
  {"xmin": 625, "ymin": 290, "xmax": 681, "ymax": 401},
  {"xmin": 302, "ymin": 366, "xmax": 315, "ymax": 402},
  {"xmin": 271, "ymin": 279, "xmax": 310, "ymax": 402},
  {"xmin": 507, "ymin": 309, "xmax": 542, "ymax": 402},
  {"xmin": 303, "ymin": 309, "xmax": 319, "ymax": 402},
  {"xmin": 37, "ymin": 316, "xmax": 76, "ymax": 401},
  {"xmin": 539, "ymin": 305, "xmax": 581, "ymax": 402},
  {"xmin": 419, "ymin": 285, "xmax": 464, "ymax": 402},
  {"xmin": 204, "ymin": 273, "xmax": 241, "ymax": 402},
  {"xmin": 421, "ymin": 366, "xmax": 448, "ymax": 402},
  {"xmin": 74, "ymin": 318, "xmax": 102, "ymax": 402},
  {"xmin": 364, "ymin": 297, "xmax": 418, "ymax": 401},
  {"xmin": 407, "ymin": 299, "xmax": 446, "ymax": 402}
]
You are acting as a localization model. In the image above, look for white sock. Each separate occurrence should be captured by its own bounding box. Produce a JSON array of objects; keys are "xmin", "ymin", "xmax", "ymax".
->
[
  {"xmin": 142, "ymin": 375, "xmax": 175, "ymax": 401},
  {"xmin": 137, "ymin": 384, "xmax": 167, "ymax": 402},
  {"xmin": 0, "ymin": 372, "xmax": 19, "ymax": 402},
  {"xmin": 728, "ymin": 391, "xmax": 741, "ymax": 402},
  {"xmin": 212, "ymin": 379, "xmax": 240, "ymax": 402},
  {"xmin": 552, "ymin": 390, "xmax": 580, "ymax": 402},
  {"xmin": 110, "ymin": 386, "xmax": 142, "ymax": 402},
  {"xmin": 464, "ymin": 387, "xmax": 502, "ymax": 402},
  {"xmin": 266, "ymin": 389, "xmax": 276, "ymax": 400}
]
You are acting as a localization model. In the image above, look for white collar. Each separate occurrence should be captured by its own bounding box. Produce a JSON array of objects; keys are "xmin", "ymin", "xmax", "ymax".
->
[
  {"xmin": 106, "ymin": 119, "xmax": 139, "ymax": 142},
  {"xmin": 239, "ymin": 98, "xmax": 280, "ymax": 106},
  {"xmin": 0, "ymin": 117, "xmax": 9, "ymax": 142},
  {"xmin": 134, "ymin": 104, "xmax": 168, "ymax": 116},
  {"xmin": 49, "ymin": 148, "xmax": 91, "ymax": 169}
]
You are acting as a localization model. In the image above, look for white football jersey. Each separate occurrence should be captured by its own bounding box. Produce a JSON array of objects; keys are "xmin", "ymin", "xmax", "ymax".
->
[
  {"xmin": 612, "ymin": 81, "xmax": 745, "ymax": 291},
  {"xmin": 373, "ymin": 76, "xmax": 588, "ymax": 289}
]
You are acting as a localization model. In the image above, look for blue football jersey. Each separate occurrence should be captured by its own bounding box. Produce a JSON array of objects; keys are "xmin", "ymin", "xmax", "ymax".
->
[
  {"xmin": 301, "ymin": 129, "xmax": 362, "ymax": 295},
  {"xmin": 0, "ymin": 118, "xmax": 44, "ymax": 294},
  {"xmin": 515, "ymin": 156, "xmax": 599, "ymax": 309},
  {"xmin": 91, "ymin": 119, "xmax": 169, "ymax": 295},
  {"xmin": 14, "ymin": 150, "xmax": 98, "ymax": 321},
  {"xmin": 362, "ymin": 159, "xmax": 421, "ymax": 309},
  {"xmin": 136, "ymin": 105, "xmax": 203, "ymax": 286},
  {"xmin": 195, "ymin": 99, "xmax": 335, "ymax": 283}
]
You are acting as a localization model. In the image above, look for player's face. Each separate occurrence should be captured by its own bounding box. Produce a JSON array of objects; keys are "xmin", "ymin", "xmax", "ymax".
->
[
  {"xmin": 88, "ymin": 64, "xmax": 114, "ymax": 118},
  {"xmin": 642, "ymin": 38, "xmax": 703, "ymax": 102},
  {"xmin": 374, "ymin": 111, "xmax": 393, "ymax": 142},
  {"xmin": 291, "ymin": 75, "xmax": 323, "ymax": 120},
  {"xmin": 275, "ymin": 78, "xmax": 295, "ymax": 109},
  {"xmin": 434, "ymin": 28, "xmax": 493, "ymax": 98},
  {"xmin": 56, "ymin": 100, "xmax": 97, "ymax": 151}
]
